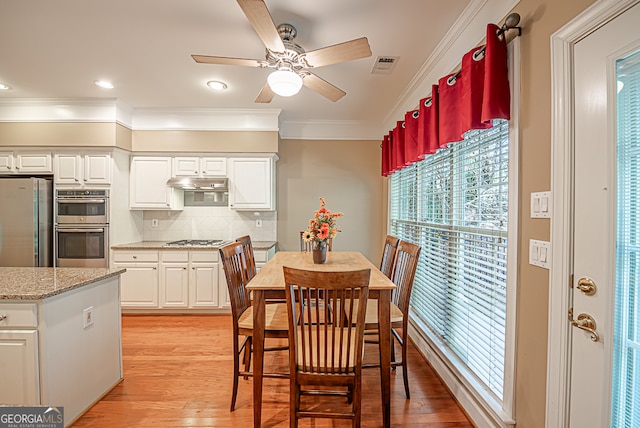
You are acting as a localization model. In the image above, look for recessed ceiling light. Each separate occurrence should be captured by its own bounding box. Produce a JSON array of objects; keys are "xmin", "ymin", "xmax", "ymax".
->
[
  {"xmin": 0, "ymin": 83, "xmax": 11, "ymax": 90},
  {"xmin": 94, "ymin": 80, "xmax": 114, "ymax": 89},
  {"xmin": 207, "ymin": 80, "xmax": 228, "ymax": 91}
]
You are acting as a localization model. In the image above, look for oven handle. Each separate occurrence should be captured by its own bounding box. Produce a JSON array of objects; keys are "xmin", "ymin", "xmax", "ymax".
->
[
  {"xmin": 57, "ymin": 199, "xmax": 106, "ymax": 204},
  {"xmin": 57, "ymin": 228, "xmax": 106, "ymax": 233}
]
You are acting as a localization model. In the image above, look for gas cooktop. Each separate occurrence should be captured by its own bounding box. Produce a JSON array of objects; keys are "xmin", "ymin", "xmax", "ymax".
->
[{"xmin": 164, "ymin": 239, "xmax": 228, "ymax": 247}]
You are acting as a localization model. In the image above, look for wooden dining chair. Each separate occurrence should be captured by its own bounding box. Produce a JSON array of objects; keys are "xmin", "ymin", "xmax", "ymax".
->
[
  {"xmin": 379, "ymin": 235, "xmax": 400, "ymax": 279},
  {"xmin": 361, "ymin": 240, "xmax": 421, "ymax": 398},
  {"xmin": 219, "ymin": 242, "xmax": 289, "ymax": 411},
  {"xmin": 299, "ymin": 231, "xmax": 333, "ymax": 252},
  {"xmin": 283, "ymin": 266, "xmax": 371, "ymax": 428},
  {"xmin": 236, "ymin": 235, "xmax": 256, "ymax": 281}
]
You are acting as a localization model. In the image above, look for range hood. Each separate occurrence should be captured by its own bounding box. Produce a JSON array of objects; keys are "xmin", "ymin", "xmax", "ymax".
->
[{"xmin": 166, "ymin": 177, "xmax": 228, "ymax": 191}]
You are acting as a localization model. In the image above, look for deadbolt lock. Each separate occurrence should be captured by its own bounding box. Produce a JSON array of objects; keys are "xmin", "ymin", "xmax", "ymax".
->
[{"xmin": 577, "ymin": 277, "xmax": 597, "ymax": 296}]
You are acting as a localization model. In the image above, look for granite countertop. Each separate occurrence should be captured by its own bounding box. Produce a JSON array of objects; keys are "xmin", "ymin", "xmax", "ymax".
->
[
  {"xmin": 0, "ymin": 267, "xmax": 126, "ymax": 300},
  {"xmin": 111, "ymin": 241, "xmax": 277, "ymax": 250}
]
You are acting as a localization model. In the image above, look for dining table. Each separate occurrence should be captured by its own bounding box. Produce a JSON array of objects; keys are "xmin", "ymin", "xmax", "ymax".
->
[{"xmin": 246, "ymin": 250, "xmax": 396, "ymax": 428}]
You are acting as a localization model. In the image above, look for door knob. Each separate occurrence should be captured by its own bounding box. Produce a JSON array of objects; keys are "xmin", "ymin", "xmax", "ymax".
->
[
  {"xmin": 577, "ymin": 277, "xmax": 597, "ymax": 295},
  {"xmin": 569, "ymin": 309, "xmax": 599, "ymax": 342}
]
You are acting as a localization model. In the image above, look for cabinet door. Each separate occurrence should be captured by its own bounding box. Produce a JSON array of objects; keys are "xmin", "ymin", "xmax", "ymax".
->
[
  {"xmin": 229, "ymin": 158, "xmax": 274, "ymax": 210},
  {"xmin": 15, "ymin": 153, "xmax": 52, "ymax": 173},
  {"xmin": 130, "ymin": 157, "xmax": 183, "ymax": 210},
  {"xmin": 116, "ymin": 264, "xmax": 159, "ymax": 308},
  {"xmin": 173, "ymin": 157, "xmax": 200, "ymax": 176},
  {"xmin": 0, "ymin": 330, "xmax": 39, "ymax": 404},
  {"xmin": 161, "ymin": 263, "xmax": 189, "ymax": 307},
  {"xmin": 54, "ymin": 154, "xmax": 82, "ymax": 184},
  {"xmin": 0, "ymin": 152, "xmax": 15, "ymax": 173},
  {"xmin": 84, "ymin": 154, "xmax": 111, "ymax": 185},
  {"xmin": 189, "ymin": 263, "xmax": 219, "ymax": 308},
  {"xmin": 201, "ymin": 157, "xmax": 227, "ymax": 176}
]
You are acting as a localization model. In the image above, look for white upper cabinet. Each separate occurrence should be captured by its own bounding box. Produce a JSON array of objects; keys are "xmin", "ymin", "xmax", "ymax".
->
[
  {"xmin": 173, "ymin": 156, "xmax": 227, "ymax": 177},
  {"xmin": 54, "ymin": 153, "xmax": 111, "ymax": 186},
  {"xmin": 0, "ymin": 152, "xmax": 52, "ymax": 174},
  {"xmin": 129, "ymin": 156, "xmax": 184, "ymax": 210},
  {"xmin": 228, "ymin": 156, "xmax": 276, "ymax": 211}
]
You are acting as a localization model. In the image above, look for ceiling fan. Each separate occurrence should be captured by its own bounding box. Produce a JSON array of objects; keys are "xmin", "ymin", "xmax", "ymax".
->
[{"xmin": 191, "ymin": 0, "xmax": 372, "ymax": 103}]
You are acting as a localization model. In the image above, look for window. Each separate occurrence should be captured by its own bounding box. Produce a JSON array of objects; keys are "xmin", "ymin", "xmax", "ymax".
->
[{"xmin": 390, "ymin": 119, "xmax": 512, "ymax": 406}]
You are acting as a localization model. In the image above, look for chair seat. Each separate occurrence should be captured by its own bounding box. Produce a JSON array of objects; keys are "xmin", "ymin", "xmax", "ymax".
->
[
  {"xmin": 351, "ymin": 299, "xmax": 404, "ymax": 326},
  {"xmin": 238, "ymin": 302, "xmax": 289, "ymax": 331}
]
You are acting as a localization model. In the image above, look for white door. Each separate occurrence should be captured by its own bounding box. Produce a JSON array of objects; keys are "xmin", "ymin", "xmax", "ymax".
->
[{"xmin": 571, "ymin": 3, "xmax": 640, "ymax": 427}]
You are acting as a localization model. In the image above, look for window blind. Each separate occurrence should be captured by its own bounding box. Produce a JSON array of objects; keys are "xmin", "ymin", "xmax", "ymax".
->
[
  {"xmin": 612, "ymin": 49, "xmax": 640, "ymax": 428},
  {"xmin": 390, "ymin": 119, "xmax": 509, "ymax": 400}
]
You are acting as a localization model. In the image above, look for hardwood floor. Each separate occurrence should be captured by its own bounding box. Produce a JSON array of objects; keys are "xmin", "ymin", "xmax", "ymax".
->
[{"xmin": 73, "ymin": 315, "xmax": 473, "ymax": 427}]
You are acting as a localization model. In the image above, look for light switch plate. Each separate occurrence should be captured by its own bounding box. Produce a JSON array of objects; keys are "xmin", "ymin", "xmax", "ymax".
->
[
  {"xmin": 529, "ymin": 239, "xmax": 551, "ymax": 269},
  {"xmin": 531, "ymin": 191, "xmax": 552, "ymax": 218}
]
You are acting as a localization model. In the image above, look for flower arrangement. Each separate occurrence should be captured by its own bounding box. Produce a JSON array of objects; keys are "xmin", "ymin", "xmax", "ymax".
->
[{"xmin": 302, "ymin": 197, "xmax": 343, "ymax": 247}]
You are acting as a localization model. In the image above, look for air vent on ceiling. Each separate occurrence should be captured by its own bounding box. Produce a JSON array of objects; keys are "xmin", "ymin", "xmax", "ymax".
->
[{"xmin": 371, "ymin": 56, "xmax": 399, "ymax": 74}]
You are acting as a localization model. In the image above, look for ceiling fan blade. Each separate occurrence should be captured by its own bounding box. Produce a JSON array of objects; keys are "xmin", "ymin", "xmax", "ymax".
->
[
  {"xmin": 191, "ymin": 55, "xmax": 264, "ymax": 67},
  {"xmin": 237, "ymin": 0, "xmax": 285, "ymax": 53},
  {"xmin": 303, "ymin": 37, "xmax": 372, "ymax": 68},
  {"xmin": 302, "ymin": 73, "xmax": 346, "ymax": 102},
  {"xmin": 255, "ymin": 82, "xmax": 275, "ymax": 103}
]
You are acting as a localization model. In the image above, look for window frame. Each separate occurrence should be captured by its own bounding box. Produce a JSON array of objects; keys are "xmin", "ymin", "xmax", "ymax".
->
[{"xmin": 387, "ymin": 40, "xmax": 519, "ymax": 427}]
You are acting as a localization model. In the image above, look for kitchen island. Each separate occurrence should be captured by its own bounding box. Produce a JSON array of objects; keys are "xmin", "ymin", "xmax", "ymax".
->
[{"xmin": 0, "ymin": 267, "xmax": 125, "ymax": 426}]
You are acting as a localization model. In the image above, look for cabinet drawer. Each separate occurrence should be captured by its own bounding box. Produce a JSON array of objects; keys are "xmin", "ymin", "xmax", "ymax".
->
[
  {"xmin": 0, "ymin": 303, "xmax": 38, "ymax": 328},
  {"xmin": 161, "ymin": 251, "xmax": 189, "ymax": 263},
  {"xmin": 191, "ymin": 251, "xmax": 218, "ymax": 263},
  {"xmin": 112, "ymin": 251, "xmax": 159, "ymax": 263},
  {"xmin": 254, "ymin": 250, "xmax": 268, "ymax": 263}
]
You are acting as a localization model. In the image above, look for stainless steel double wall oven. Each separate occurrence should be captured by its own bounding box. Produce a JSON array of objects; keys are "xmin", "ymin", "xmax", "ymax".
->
[{"xmin": 55, "ymin": 189, "xmax": 109, "ymax": 267}]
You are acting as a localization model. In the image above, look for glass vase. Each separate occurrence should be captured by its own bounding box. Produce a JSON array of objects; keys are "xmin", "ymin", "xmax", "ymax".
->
[{"xmin": 312, "ymin": 241, "xmax": 327, "ymax": 264}]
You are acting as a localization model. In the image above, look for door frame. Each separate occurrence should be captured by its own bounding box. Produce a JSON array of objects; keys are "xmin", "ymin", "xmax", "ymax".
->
[{"xmin": 548, "ymin": 0, "xmax": 640, "ymax": 427}]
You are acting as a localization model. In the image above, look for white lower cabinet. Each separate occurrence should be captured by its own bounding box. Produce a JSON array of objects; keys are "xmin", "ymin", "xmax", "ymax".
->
[
  {"xmin": 0, "ymin": 329, "xmax": 39, "ymax": 405},
  {"xmin": 113, "ymin": 251, "xmax": 159, "ymax": 308},
  {"xmin": 189, "ymin": 252, "xmax": 219, "ymax": 308},
  {"xmin": 114, "ymin": 248, "xmax": 227, "ymax": 311}
]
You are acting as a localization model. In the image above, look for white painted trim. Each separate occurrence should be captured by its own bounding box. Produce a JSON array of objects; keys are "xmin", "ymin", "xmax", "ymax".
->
[
  {"xmin": 409, "ymin": 316, "xmax": 516, "ymax": 428},
  {"xmin": 131, "ymin": 107, "xmax": 281, "ymax": 131},
  {"xmin": 547, "ymin": 1, "xmax": 640, "ymax": 427},
  {"xmin": 503, "ymin": 37, "xmax": 520, "ymax": 421},
  {"xmin": 383, "ymin": 0, "xmax": 519, "ymax": 132}
]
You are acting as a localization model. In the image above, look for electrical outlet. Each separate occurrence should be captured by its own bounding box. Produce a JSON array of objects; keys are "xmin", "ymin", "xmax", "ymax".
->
[
  {"xmin": 256, "ymin": 219, "xmax": 262, "ymax": 228},
  {"xmin": 152, "ymin": 219, "xmax": 159, "ymax": 227},
  {"xmin": 83, "ymin": 306, "xmax": 94, "ymax": 329}
]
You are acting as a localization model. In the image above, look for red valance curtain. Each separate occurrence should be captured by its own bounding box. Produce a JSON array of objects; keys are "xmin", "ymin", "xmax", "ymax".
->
[{"xmin": 381, "ymin": 23, "xmax": 510, "ymax": 176}]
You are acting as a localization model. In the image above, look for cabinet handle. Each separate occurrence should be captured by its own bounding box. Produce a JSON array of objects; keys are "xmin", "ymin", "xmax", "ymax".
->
[
  {"xmin": 183, "ymin": 267, "xmax": 187, "ymax": 270},
  {"xmin": 0, "ymin": 314, "xmax": 7, "ymax": 321},
  {"xmin": 194, "ymin": 171, "xmax": 198, "ymax": 174},
  {"xmin": 153, "ymin": 267, "xmax": 157, "ymax": 270},
  {"xmin": 132, "ymin": 255, "xmax": 137, "ymax": 259}
]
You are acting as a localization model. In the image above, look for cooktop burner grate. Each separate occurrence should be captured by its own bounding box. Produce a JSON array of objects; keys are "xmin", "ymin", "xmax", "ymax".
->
[{"xmin": 164, "ymin": 239, "xmax": 226, "ymax": 247}]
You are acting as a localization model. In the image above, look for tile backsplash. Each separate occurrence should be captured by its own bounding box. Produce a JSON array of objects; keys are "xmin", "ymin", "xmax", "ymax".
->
[{"xmin": 142, "ymin": 207, "xmax": 276, "ymax": 242}]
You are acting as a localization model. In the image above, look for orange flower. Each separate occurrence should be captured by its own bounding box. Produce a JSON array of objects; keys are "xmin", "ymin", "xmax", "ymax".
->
[{"xmin": 303, "ymin": 197, "xmax": 341, "ymax": 245}]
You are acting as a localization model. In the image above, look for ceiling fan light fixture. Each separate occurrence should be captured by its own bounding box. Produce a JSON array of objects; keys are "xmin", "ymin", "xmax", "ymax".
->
[
  {"xmin": 207, "ymin": 80, "xmax": 228, "ymax": 91},
  {"xmin": 267, "ymin": 69, "xmax": 302, "ymax": 97}
]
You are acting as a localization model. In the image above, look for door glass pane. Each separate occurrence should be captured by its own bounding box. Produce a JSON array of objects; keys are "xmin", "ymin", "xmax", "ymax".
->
[{"xmin": 613, "ymin": 48, "xmax": 640, "ymax": 428}]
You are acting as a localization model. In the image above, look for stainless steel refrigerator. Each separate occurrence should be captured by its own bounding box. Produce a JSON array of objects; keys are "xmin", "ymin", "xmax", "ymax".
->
[{"xmin": 0, "ymin": 177, "xmax": 53, "ymax": 267}]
